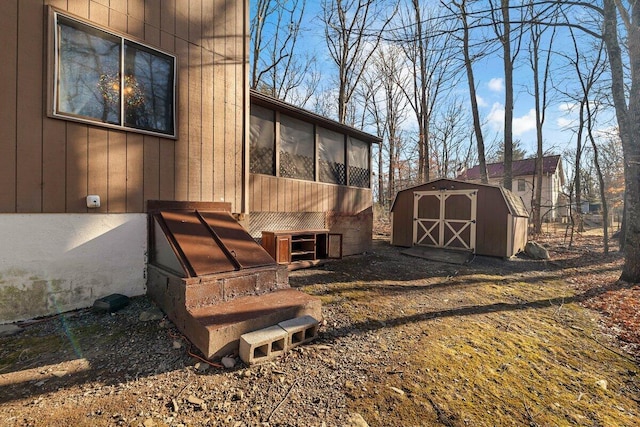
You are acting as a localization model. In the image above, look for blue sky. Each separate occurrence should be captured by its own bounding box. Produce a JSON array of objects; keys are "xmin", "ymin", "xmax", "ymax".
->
[{"xmin": 253, "ymin": 0, "xmax": 615, "ymax": 161}]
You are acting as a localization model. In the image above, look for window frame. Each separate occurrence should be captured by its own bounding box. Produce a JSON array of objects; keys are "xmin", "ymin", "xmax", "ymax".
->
[{"xmin": 48, "ymin": 8, "xmax": 177, "ymax": 139}]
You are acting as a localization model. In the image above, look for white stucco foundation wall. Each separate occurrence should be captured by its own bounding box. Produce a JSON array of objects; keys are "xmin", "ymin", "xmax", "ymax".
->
[{"xmin": 0, "ymin": 214, "xmax": 147, "ymax": 324}]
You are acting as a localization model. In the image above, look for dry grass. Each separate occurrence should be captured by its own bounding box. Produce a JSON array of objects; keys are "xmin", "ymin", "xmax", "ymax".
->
[{"xmin": 295, "ymin": 225, "xmax": 639, "ymax": 426}]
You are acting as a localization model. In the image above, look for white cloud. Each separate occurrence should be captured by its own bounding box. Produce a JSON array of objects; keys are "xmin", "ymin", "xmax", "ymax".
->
[
  {"xmin": 556, "ymin": 117, "xmax": 575, "ymax": 129},
  {"xmin": 487, "ymin": 102, "xmax": 504, "ymax": 131},
  {"xmin": 488, "ymin": 78, "xmax": 504, "ymax": 92},
  {"xmin": 558, "ymin": 102, "xmax": 577, "ymax": 113},
  {"xmin": 476, "ymin": 95, "xmax": 488, "ymax": 108},
  {"xmin": 486, "ymin": 103, "xmax": 537, "ymax": 136},
  {"xmin": 513, "ymin": 109, "xmax": 537, "ymax": 136}
]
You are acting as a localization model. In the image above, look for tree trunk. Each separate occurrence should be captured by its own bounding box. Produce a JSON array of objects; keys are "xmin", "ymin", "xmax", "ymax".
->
[
  {"xmin": 533, "ymin": 43, "xmax": 543, "ymax": 234},
  {"xmin": 501, "ymin": 0, "xmax": 513, "ymax": 191},
  {"xmin": 588, "ymin": 128, "xmax": 609, "ymax": 254},
  {"xmin": 458, "ymin": 0, "xmax": 488, "ymax": 183},
  {"xmin": 574, "ymin": 99, "xmax": 584, "ymax": 233},
  {"xmin": 602, "ymin": 0, "xmax": 640, "ymax": 281}
]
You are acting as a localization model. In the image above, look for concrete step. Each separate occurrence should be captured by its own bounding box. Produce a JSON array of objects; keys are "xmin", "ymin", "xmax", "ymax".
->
[{"xmin": 183, "ymin": 288, "xmax": 322, "ymax": 359}]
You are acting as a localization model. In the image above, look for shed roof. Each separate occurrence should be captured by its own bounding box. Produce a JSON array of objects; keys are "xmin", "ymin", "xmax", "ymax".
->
[
  {"xmin": 459, "ymin": 155, "xmax": 562, "ymax": 181},
  {"xmin": 250, "ymin": 89, "xmax": 381, "ymax": 145},
  {"xmin": 391, "ymin": 178, "xmax": 528, "ymax": 218}
]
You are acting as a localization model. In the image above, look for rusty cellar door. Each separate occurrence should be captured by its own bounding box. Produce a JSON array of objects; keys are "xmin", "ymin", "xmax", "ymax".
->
[{"xmin": 412, "ymin": 189, "xmax": 478, "ymax": 252}]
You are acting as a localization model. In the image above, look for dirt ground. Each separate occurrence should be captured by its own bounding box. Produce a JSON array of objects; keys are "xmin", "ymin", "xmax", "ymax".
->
[{"xmin": 1, "ymin": 226, "xmax": 639, "ymax": 426}]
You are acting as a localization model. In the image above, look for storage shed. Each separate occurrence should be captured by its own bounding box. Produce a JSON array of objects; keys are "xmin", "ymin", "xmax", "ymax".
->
[{"xmin": 390, "ymin": 179, "xmax": 528, "ymax": 258}]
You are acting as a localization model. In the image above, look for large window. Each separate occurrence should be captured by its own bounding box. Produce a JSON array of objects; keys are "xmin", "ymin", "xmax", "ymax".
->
[
  {"xmin": 279, "ymin": 114, "xmax": 314, "ymax": 181},
  {"xmin": 248, "ymin": 101, "xmax": 373, "ymax": 189},
  {"xmin": 318, "ymin": 127, "xmax": 346, "ymax": 185},
  {"xmin": 250, "ymin": 105, "xmax": 276, "ymax": 175},
  {"xmin": 53, "ymin": 12, "xmax": 176, "ymax": 137},
  {"xmin": 348, "ymin": 137, "xmax": 370, "ymax": 188}
]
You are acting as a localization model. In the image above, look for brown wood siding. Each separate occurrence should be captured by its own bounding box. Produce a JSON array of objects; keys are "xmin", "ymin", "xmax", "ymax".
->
[
  {"xmin": 250, "ymin": 174, "xmax": 371, "ymax": 214},
  {"xmin": 474, "ymin": 186, "xmax": 509, "ymax": 257},
  {"xmin": 16, "ymin": 0, "xmax": 44, "ymax": 213},
  {"xmin": 390, "ymin": 189, "xmax": 414, "ymax": 247},
  {"xmin": 0, "ymin": 1, "xmax": 18, "ymax": 211},
  {"xmin": 1, "ymin": 0, "xmax": 247, "ymax": 214}
]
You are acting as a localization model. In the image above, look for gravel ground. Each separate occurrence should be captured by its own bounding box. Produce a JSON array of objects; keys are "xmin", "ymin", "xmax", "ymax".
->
[
  {"xmin": 0, "ymin": 295, "xmax": 373, "ymax": 427},
  {"xmin": 0, "ymin": 236, "xmax": 637, "ymax": 426}
]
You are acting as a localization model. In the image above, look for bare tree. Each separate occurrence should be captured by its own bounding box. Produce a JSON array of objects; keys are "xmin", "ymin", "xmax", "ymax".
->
[
  {"xmin": 568, "ymin": 29, "xmax": 607, "ymax": 237},
  {"xmin": 396, "ymin": 1, "xmax": 458, "ymax": 183},
  {"xmin": 601, "ymin": 0, "xmax": 640, "ymax": 280},
  {"xmin": 358, "ymin": 69, "xmax": 386, "ymax": 207},
  {"xmin": 431, "ymin": 97, "xmax": 474, "ymax": 178},
  {"xmin": 250, "ymin": 0, "xmax": 317, "ymax": 104},
  {"xmin": 447, "ymin": 0, "xmax": 489, "ymax": 183},
  {"xmin": 527, "ymin": 4, "xmax": 556, "ymax": 234},
  {"xmin": 540, "ymin": 0, "xmax": 640, "ymax": 280},
  {"xmin": 599, "ymin": 131, "xmax": 625, "ymax": 235},
  {"xmin": 489, "ymin": 0, "xmax": 525, "ymax": 191},
  {"xmin": 321, "ymin": 0, "xmax": 397, "ymax": 124},
  {"xmin": 360, "ymin": 45, "xmax": 409, "ymax": 208}
]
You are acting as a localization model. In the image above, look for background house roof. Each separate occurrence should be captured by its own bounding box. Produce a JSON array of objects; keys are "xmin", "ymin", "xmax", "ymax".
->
[{"xmin": 460, "ymin": 155, "xmax": 562, "ymax": 181}]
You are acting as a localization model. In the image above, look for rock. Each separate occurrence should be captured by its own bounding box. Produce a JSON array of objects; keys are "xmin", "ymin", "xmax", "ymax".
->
[
  {"xmin": 143, "ymin": 419, "xmax": 156, "ymax": 427},
  {"xmin": 314, "ymin": 344, "xmax": 332, "ymax": 351},
  {"xmin": 221, "ymin": 356, "xmax": 236, "ymax": 369},
  {"xmin": 388, "ymin": 386, "xmax": 405, "ymax": 396},
  {"xmin": 595, "ymin": 379, "xmax": 608, "ymax": 390},
  {"xmin": 525, "ymin": 241, "xmax": 550, "ymax": 260},
  {"xmin": 345, "ymin": 412, "xmax": 369, "ymax": 427},
  {"xmin": 195, "ymin": 362, "xmax": 209, "ymax": 373},
  {"xmin": 139, "ymin": 308, "xmax": 164, "ymax": 322},
  {"xmin": 172, "ymin": 340, "xmax": 183, "ymax": 349},
  {"xmin": 187, "ymin": 395, "xmax": 205, "ymax": 406},
  {"xmin": 0, "ymin": 324, "xmax": 22, "ymax": 337},
  {"xmin": 233, "ymin": 390, "xmax": 244, "ymax": 401},
  {"xmin": 52, "ymin": 370, "xmax": 67, "ymax": 378},
  {"xmin": 171, "ymin": 399, "xmax": 179, "ymax": 412}
]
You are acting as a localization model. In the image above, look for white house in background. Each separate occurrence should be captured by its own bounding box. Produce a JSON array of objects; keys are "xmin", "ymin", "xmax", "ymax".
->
[{"xmin": 458, "ymin": 155, "xmax": 566, "ymax": 221}]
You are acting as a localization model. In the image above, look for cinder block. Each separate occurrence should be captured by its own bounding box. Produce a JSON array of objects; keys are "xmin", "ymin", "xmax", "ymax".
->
[
  {"xmin": 278, "ymin": 315, "xmax": 319, "ymax": 349},
  {"xmin": 239, "ymin": 325, "xmax": 288, "ymax": 365}
]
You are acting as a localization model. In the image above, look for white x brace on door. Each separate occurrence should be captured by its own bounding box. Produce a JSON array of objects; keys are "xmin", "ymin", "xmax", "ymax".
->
[{"xmin": 413, "ymin": 189, "xmax": 477, "ymax": 252}]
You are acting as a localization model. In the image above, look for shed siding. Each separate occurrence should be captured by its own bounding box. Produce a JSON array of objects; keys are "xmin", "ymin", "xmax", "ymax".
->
[
  {"xmin": 390, "ymin": 190, "xmax": 414, "ymax": 247},
  {"xmin": 1, "ymin": 0, "xmax": 247, "ymax": 214},
  {"xmin": 475, "ymin": 186, "xmax": 509, "ymax": 257}
]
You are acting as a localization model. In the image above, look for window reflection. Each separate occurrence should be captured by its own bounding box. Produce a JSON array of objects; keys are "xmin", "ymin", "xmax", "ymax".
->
[
  {"xmin": 124, "ymin": 43, "xmax": 174, "ymax": 134},
  {"xmin": 58, "ymin": 19, "xmax": 120, "ymax": 124},
  {"xmin": 55, "ymin": 14, "xmax": 175, "ymax": 137}
]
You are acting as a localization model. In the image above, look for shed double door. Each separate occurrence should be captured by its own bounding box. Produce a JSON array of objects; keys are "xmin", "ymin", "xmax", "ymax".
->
[{"xmin": 413, "ymin": 189, "xmax": 477, "ymax": 252}]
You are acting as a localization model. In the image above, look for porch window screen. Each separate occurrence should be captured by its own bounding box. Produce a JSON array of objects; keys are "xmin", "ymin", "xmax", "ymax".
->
[
  {"xmin": 54, "ymin": 13, "xmax": 176, "ymax": 137},
  {"xmin": 318, "ymin": 127, "xmax": 345, "ymax": 185},
  {"xmin": 250, "ymin": 105, "xmax": 275, "ymax": 175},
  {"xmin": 348, "ymin": 137, "xmax": 370, "ymax": 188},
  {"xmin": 279, "ymin": 114, "xmax": 314, "ymax": 181}
]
